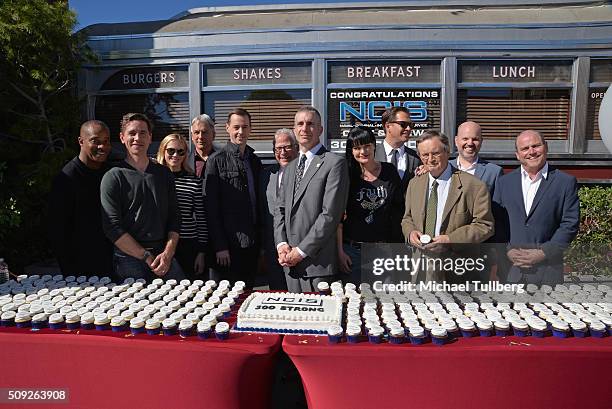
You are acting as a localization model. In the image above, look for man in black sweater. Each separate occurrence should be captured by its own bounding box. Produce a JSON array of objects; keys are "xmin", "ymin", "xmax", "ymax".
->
[{"xmin": 48, "ymin": 120, "xmax": 113, "ymax": 276}]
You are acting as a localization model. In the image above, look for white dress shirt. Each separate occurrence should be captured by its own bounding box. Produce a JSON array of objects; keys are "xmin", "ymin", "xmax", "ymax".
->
[
  {"xmin": 521, "ymin": 162, "xmax": 548, "ymax": 215},
  {"xmin": 383, "ymin": 140, "xmax": 407, "ymax": 178},
  {"xmin": 456, "ymin": 156, "xmax": 478, "ymax": 175},
  {"xmin": 427, "ymin": 164, "xmax": 453, "ymax": 237}
]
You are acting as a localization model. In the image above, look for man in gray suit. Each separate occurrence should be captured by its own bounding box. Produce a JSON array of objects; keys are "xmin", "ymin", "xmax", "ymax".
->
[
  {"xmin": 451, "ymin": 121, "xmax": 504, "ymax": 196},
  {"xmin": 274, "ymin": 106, "xmax": 350, "ymax": 292},
  {"xmin": 375, "ymin": 107, "xmax": 422, "ymax": 193},
  {"xmin": 260, "ymin": 128, "xmax": 298, "ymax": 290}
]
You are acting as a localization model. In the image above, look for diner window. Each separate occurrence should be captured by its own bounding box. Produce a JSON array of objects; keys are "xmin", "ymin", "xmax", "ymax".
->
[
  {"xmin": 203, "ymin": 89, "xmax": 311, "ymax": 142},
  {"xmin": 94, "ymin": 93, "xmax": 190, "ymax": 142},
  {"xmin": 586, "ymin": 59, "xmax": 612, "ymax": 140},
  {"xmin": 457, "ymin": 88, "xmax": 571, "ymax": 140}
]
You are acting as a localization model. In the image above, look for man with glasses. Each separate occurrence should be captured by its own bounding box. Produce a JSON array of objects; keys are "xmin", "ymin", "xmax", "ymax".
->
[
  {"xmin": 190, "ymin": 114, "xmax": 216, "ymax": 179},
  {"xmin": 100, "ymin": 113, "xmax": 184, "ymax": 281},
  {"xmin": 205, "ymin": 108, "xmax": 262, "ymax": 287},
  {"xmin": 401, "ymin": 130, "xmax": 494, "ymax": 283},
  {"xmin": 375, "ymin": 107, "xmax": 422, "ymax": 193},
  {"xmin": 260, "ymin": 128, "xmax": 298, "ymax": 290}
]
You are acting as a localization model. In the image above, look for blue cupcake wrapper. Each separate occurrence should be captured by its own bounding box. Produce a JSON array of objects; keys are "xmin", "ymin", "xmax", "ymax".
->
[
  {"xmin": 346, "ymin": 335, "xmax": 360, "ymax": 343},
  {"xmin": 572, "ymin": 329, "xmax": 588, "ymax": 338},
  {"xmin": 389, "ymin": 335, "xmax": 405, "ymax": 344},
  {"xmin": 215, "ymin": 331, "xmax": 229, "ymax": 340},
  {"xmin": 431, "ymin": 336, "xmax": 447, "ymax": 346},
  {"xmin": 163, "ymin": 328, "xmax": 177, "ymax": 336},
  {"xmin": 368, "ymin": 335, "xmax": 382, "ymax": 344},
  {"xmin": 146, "ymin": 328, "xmax": 161, "ymax": 336},
  {"xmin": 81, "ymin": 323, "xmax": 94, "ymax": 330},
  {"xmin": 447, "ymin": 329, "xmax": 460, "ymax": 339},
  {"xmin": 552, "ymin": 328, "xmax": 570, "ymax": 338},
  {"xmin": 179, "ymin": 328, "xmax": 193, "ymax": 338},
  {"xmin": 130, "ymin": 327, "xmax": 145, "ymax": 335},
  {"xmin": 590, "ymin": 329, "xmax": 606, "ymax": 338},
  {"xmin": 49, "ymin": 322, "xmax": 65, "ymax": 330},
  {"xmin": 513, "ymin": 328, "xmax": 529, "ymax": 337},
  {"xmin": 16, "ymin": 321, "xmax": 31, "ymax": 329},
  {"xmin": 1, "ymin": 319, "xmax": 15, "ymax": 327},
  {"xmin": 66, "ymin": 322, "xmax": 80, "ymax": 330},
  {"xmin": 198, "ymin": 330, "xmax": 212, "ymax": 340},
  {"xmin": 32, "ymin": 321, "xmax": 48, "ymax": 330},
  {"xmin": 327, "ymin": 334, "xmax": 341, "ymax": 343},
  {"xmin": 409, "ymin": 335, "xmax": 426, "ymax": 345},
  {"xmin": 494, "ymin": 328, "xmax": 509, "ymax": 337},
  {"xmin": 95, "ymin": 324, "xmax": 110, "ymax": 331},
  {"xmin": 531, "ymin": 329, "xmax": 546, "ymax": 338},
  {"xmin": 111, "ymin": 325, "xmax": 127, "ymax": 332},
  {"xmin": 460, "ymin": 329, "xmax": 477, "ymax": 338},
  {"xmin": 478, "ymin": 329, "xmax": 493, "ymax": 337}
]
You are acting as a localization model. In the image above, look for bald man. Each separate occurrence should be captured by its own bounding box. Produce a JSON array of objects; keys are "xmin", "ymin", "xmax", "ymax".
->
[
  {"xmin": 451, "ymin": 121, "xmax": 503, "ymax": 196},
  {"xmin": 493, "ymin": 130, "xmax": 579, "ymax": 285},
  {"xmin": 48, "ymin": 120, "xmax": 114, "ymax": 276}
]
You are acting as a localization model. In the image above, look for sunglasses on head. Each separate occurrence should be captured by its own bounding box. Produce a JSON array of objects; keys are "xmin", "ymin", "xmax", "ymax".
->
[
  {"xmin": 390, "ymin": 121, "xmax": 413, "ymax": 129},
  {"xmin": 166, "ymin": 148, "xmax": 186, "ymax": 156}
]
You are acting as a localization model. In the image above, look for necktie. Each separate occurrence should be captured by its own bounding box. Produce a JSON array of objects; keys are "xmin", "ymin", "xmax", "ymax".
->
[
  {"xmin": 390, "ymin": 149, "xmax": 398, "ymax": 169},
  {"xmin": 294, "ymin": 154, "xmax": 307, "ymax": 193},
  {"xmin": 424, "ymin": 180, "xmax": 439, "ymax": 237}
]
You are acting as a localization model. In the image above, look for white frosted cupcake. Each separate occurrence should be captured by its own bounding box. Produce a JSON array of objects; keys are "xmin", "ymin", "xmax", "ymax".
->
[
  {"xmin": 162, "ymin": 318, "xmax": 178, "ymax": 336},
  {"xmin": 48, "ymin": 313, "xmax": 65, "ymax": 330},
  {"xmin": 327, "ymin": 324, "xmax": 343, "ymax": 344},
  {"xmin": 215, "ymin": 321, "xmax": 230, "ymax": 340},
  {"xmin": 110, "ymin": 316, "xmax": 127, "ymax": 332}
]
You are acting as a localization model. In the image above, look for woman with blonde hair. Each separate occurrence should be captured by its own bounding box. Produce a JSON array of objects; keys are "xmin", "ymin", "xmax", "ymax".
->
[{"xmin": 157, "ymin": 134, "xmax": 207, "ymax": 279}]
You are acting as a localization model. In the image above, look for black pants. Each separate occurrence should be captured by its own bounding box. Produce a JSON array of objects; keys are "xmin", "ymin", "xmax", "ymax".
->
[
  {"xmin": 175, "ymin": 238, "xmax": 207, "ymax": 281},
  {"xmin": 210, "ymin": 245, "xmax": 259, "ymax": 288}
]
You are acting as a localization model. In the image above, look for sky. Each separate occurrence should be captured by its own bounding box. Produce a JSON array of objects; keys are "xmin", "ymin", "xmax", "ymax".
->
[{"xmin": 69, "ymin": 0, "xmax": 371, "ymax": 29}]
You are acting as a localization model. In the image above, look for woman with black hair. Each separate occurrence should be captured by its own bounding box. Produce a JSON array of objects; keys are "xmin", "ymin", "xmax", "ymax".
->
[{"xmin": 337, "ymin": 126, "xmax": 404, "ymax": 285}]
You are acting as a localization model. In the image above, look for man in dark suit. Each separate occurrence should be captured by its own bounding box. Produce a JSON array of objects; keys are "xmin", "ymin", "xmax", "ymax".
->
[
  {"xmin": 205, "ymin": 108, "xmax": 262, "ymax": 287},
  {"xmin": 493, "ymin": 130, "xmax": 579, "ymax": 285},
  {"xmin": 451, "ymin": 121, "xmax": 504, "ymax": 196},
  {"xmin": 374, "ymin": 107, "xmax": 422, "ymax": 193},
  {"xmin": 274, "ymin": 106, "xmax": 350, "ymax": 292},
  {"xmin": 260, "ymin": 128, "xmax": 298, "ymax": 290}
]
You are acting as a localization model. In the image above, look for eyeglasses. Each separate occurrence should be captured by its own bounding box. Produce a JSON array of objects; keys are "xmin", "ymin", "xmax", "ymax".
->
[
  {"xmin": 389, "ymin": 121, "xmax": 413, "ymax": 129},
  {"xmin": 419, "ymin": 151, "xmax": 444, "ymax": 160},
  {"xmin": 166, "ymin": 148, "xmax": 186, "ymax": 156},
  {"xmin": 273, "ymin": 145, "xmax": 295, "ymax": 154}
]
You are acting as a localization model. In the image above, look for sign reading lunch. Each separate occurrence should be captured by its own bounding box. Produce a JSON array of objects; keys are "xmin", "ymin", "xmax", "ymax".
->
[
  {"xmin": 329, "ymin": 60, "xmax": 441, "ymax": 83},
  {"xmin": 327, "ymin": 88, "xmax": 440, "ymax": 150},
  {"xmin": 459, "ymin": 60, "xmax": 573, "ymax": 83},
  {"xmin": 205, "ymin": 63, "xmax": 311, "ymax": 86}
]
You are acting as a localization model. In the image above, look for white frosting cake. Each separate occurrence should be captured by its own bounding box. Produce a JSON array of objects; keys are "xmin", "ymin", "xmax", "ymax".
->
[{"xmin": 236, "ymin": 292, "xmax": 342, "ymax": 334}]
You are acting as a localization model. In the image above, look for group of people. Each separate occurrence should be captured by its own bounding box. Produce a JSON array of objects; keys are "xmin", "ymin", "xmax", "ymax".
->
[{"xmin": 48, "ymin": 105, "xmax": 580, "ymax": 290}]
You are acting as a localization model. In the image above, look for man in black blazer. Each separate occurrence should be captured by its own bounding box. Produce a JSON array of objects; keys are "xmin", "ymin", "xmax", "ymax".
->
[
  {"xmin": 374, "ymin": 107, "xmax": 421, "ymax": 193},
  {"xmin": 493, "ymin": 130, "xmax": 579, "ymax": 285}
]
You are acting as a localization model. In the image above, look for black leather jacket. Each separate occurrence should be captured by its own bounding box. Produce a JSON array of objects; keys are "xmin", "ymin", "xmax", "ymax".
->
[{"xmin": 204, "ymin": 142, "xmax": 262, "ymax": 251}]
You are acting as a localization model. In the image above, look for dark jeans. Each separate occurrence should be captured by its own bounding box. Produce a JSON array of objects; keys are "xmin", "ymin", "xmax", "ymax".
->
[
  {"xmin": 113, "ymin": 248, "xmax": 185, "ymax": 283},
  {"xmin": 175, "ymin": 238, "xmax": 209, "ymax": 281}
]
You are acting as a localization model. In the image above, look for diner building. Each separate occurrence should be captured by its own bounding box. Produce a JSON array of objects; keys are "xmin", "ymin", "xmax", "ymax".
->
[{"xmin": 78, "ymin": 0, "xmax": 612, "ymax": 182}]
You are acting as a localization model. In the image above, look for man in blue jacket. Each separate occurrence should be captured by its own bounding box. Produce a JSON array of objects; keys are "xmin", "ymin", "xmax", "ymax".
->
[{"xmin": 493, "ymin": 130, "xmax": 579, "ymax": 285}]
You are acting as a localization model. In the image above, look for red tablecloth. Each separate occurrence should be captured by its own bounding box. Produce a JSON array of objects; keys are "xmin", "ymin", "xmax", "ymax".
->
[
  {"xmin": 283, "ymin": 334, "xmax": 612, "ymax": 409},
  {"xmin": 0, "ymin": 327, "xmax": 281, "ymax": 409}
]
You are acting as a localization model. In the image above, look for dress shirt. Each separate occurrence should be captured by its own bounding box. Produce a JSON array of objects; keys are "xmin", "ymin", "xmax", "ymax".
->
[
  {"xmin": 383, "ymin": 140, "xmax": 407, "ymax": 178},
  {"xmin": 427, "ymin": 164, "xmax": 453, "ymax": 237},
  {"xmin": 456, "ymin": 156, "xmax": 478, "ymax": 175},
  {"xmin": 521, "ymin": 162, "xmax": 548, "ymax": 215}
]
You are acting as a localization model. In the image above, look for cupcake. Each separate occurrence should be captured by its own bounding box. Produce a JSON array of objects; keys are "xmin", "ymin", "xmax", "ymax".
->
[
  {"xmin": 588, "ymin": 321, "xmax": 607, "ymax": 338},
  {"xmin": 529, "ymin": 321, "xmax": 548, "ymax": 338},
  {"xmin": 389, "ymin": 326, "xmax": 406, "ymax": 344},
  {"xmin": 110, "ymin": 316, "xmax": 127, "ymax": 332},
  {"xmin": 408, "ymin": 326, "xmax": 427, "ymax": 344},
  {"xmin": 179, "ymin": 319, "xmax": 194, "ymax": 338},
  {"xmin": 15, "ymin": 311, "xmax": 31, "ymax": 328},
  {"xmin": 458, "ymin": 321, "xmax": 478, "ymax": 338},
  {"xmin": 493, "ymin": 319, "xmax": 510, "ymax": 336},
  {"xmin": 48, "ymin": 313, "xmax": 65, "ymax": 330},
  {"xmin": 129, "ymin": 317, "xmax": 145, "ymax": 335},
  {"xmin": 317, "ymin": 281, "xmax": 331, "ymax": 295},
  {"xmin": 570, "ymin": 321, "xmax": 588, "ymax": 338},
  {"xmin": 145, "ymin": 318, "xmax": 161, "ymax": 335},
  {"xmin": 430, "ymin": 327, "xmax": 448, "ymax": 346},
  {"xmin": 215, "ymin": 322, "xmax": 230, "ymax": 340},
  {"xmin": 80, "ymin": 312, "xmax": 95, "ymax": 330},
  {"xmin": 94, "ymin": 313, "xmax": 110, "ymax": 331},
  {"xmin": 327, "ymin": 325, "xmax": 343, "ymax": 344},
  {"xmin": 219, "ymin": 304, "xmax": 231, "ymax": 318},
  {"xmin": 476, "ymin": 320, "xmax": 493, "ymax": 337},
  {"xmin": 31, "ymin": 313, "xmax": 48, "ymax": 330},
  {"xmin": 0, "ymin": 310, "xmax": 16, "ymax": 327},
  {"xmin": 551, "ymin": 321, "xmax": 570, "ymax": 338},
  {"xmin": 442, "ymin": 321, "xmax": 460, "ymax": 339},
  {"xmin": 197, "ymin": 321, "xmax": 212, "ymax": 339},
  {"xmin": 511, "ymin": 320, "xmax": 530, "ymax": 337},
  {"xmin": 367, "ymin": 326, "xmax": 384, "ymax": 344},
  {"xmin": 346, "ymin": 325, "xmax": 361, "ymax": 343},
  {"xmin": 162, "ymin": 318, "xmax": 178, "ymax": 336},
  {"xmin": 65, "ymin": 312, "xmax": 81, "ymax": 330}
]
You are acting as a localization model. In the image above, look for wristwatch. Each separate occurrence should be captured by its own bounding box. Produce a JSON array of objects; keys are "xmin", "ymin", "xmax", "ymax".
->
[{"xmin": 141, "ymin": 250, "xmax": 153, "ymax": 262}]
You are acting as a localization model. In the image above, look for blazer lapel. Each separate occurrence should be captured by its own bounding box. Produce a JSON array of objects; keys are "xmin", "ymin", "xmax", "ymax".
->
[
  {"xmin": 441, "ymin": 172, "xmax": 462, "ymax": 226},
  {"xmin": 375, "ymin": 143, "xmax": 387, "ymax": 162},
  {"xmin": 474, "ymin": 161, "xmax": 486, "ymax": 180},
  {"xmin": 526, "ymin": 169, "xmax": 554, "ymax": 219},
  {"xmin": 414, "ymin": 176, "xmax": 429, "ymax": 232},
  {"xmin": 510, "ymin": 170, "xmax": 528, "ymax": 218}
]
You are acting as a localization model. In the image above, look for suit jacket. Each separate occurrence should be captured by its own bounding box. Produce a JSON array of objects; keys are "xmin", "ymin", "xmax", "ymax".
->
[
  {"xmin": 274, "ymin": 146, "xmax": 349, "ymax": 277},
  {"xmin": 259, "ymin": 164, "xmax": 287, "ymax": 289},
  {"xmin": 401, "ymin": 166, "xmax": 494, "ymax": 244},
  {"xmin": 450, "ymin": 157, "xmax": 504, "ymax": 196},
  {"xmin": 374, "ymin": 142, "xmax": 421, "ymax": 193},
  {"xmin": 493, "ymin": 165, "xmax": 579, "ymax": 284}
]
